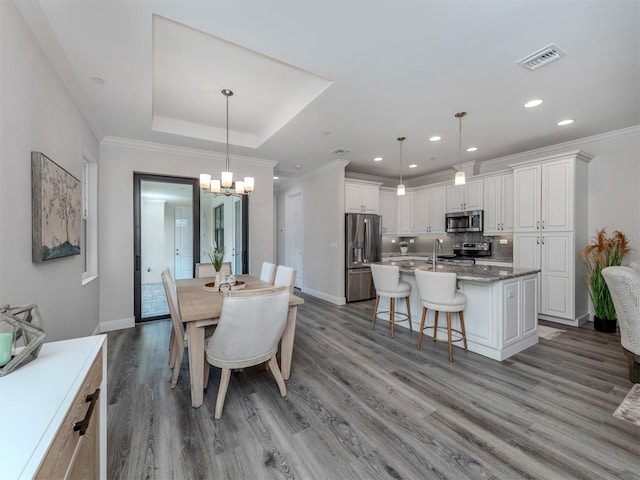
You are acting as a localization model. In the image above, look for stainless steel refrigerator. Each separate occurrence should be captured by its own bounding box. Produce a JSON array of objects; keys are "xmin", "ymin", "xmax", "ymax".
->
[{"xmin": 345, "ymin": 213, "xmax": 381, "ymax": 302}]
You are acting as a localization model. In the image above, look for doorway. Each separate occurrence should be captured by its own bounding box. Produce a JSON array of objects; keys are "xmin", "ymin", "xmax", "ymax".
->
[
  {"xmin": 286, "ymin": 191, "xmax": 303, "ymax": 289},
  {"xmin": 199, "ymin": 193, "xmax": 249, "ymax": 275},
  {"xmin": 133, "ymin": 173, "xmax": 200, "ymax": 322}
]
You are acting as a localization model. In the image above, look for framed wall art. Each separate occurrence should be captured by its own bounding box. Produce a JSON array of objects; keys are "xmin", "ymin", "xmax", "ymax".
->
[{"xmin": 31, "ymin": 151, "xmax": 82, "ymax": 262}]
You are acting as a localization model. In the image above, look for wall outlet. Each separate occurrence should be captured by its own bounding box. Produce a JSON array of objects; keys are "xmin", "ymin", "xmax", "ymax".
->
[
  {"xmin": 391, "ymin": 239, "xmax": 396, "ymax": 243},
  {"xmin": 409, "ymin": 239, "xmax": 415, "ymax": 243},
  {"xmin": 499, "ymin": 239, "xmax": 508, "ymax": 244}
]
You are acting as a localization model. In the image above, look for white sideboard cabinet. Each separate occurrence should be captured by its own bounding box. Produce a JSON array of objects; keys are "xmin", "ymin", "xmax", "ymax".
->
[{"xmin": 1, "ymin": 335, "xmax": 107, "ymax": 480}]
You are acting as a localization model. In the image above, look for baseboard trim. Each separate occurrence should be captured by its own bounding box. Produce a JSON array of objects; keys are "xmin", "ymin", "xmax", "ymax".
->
[
  {"xmin": 100, "ymin": 317, "xmax": 135, "ymax": 333},
  {"xmin": 300, "ymin": 287, "xmax": 346, "ymax": 306},
  {"xmin": 539, "ymin": 314, "xmax": 584, "ymax": 327}
]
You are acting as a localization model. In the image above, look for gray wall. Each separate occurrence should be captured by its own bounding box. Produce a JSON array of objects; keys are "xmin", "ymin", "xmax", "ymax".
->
[{"xmin": 0, "ymin": 1, "xmax": 100, "ymax": 341}]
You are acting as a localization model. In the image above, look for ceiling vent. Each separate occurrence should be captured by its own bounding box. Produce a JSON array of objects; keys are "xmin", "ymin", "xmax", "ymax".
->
[
  {"xmin": 332, "ymin": 148, "xmax": 350, "ymax": 156},
  {"xmin": 517, "ymin": 44, "xmax": 566, "ymax": 70}
]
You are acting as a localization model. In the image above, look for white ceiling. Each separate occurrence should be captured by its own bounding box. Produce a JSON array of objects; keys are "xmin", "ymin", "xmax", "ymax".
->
[{"xmin": 18, "ymin": 0, "xmax": 640, "ymax": 184}]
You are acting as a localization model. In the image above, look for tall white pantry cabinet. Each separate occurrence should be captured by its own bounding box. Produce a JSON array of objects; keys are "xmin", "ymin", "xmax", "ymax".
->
[{"xmin": 512, "ymin": 150, "xmax": 592, "ymax": 326}]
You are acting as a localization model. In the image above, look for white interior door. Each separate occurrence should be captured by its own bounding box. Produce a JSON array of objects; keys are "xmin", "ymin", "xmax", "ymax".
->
[
  {"xmin": 286, "ymin": 192, "xmax": 303, "ymax": 289},
  {"xmin": 174, "ymin": 207, "xmax": 193, "ymax": 279}
]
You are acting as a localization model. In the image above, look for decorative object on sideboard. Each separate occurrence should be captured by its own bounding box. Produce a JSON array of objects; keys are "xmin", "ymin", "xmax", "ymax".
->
[
  {"xmin": 199, "ymin": 89, "xmax": 255, "ymax": 196},
  {"xmin": 31, "ymin": 152, "xmax": 82, "ymax": 262},
  {"xmin": 0, "ymin": 304, "xmax": 46, "ymax": 377},
  {"xmin": 581, "ymin": 228, "xmax": 632, "ymax": 333}
]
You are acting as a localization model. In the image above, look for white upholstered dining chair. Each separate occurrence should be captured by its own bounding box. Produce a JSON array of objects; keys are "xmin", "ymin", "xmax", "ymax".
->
[
  {"xmin": 602, "ymin": 266, "xmax": 640, "ymax": 383},
  {"xmin": 260, "ymin": 261, "xmax": 277, "ymax": 284},
  {"xmin": 274, "ymin": 265, "xmax": 297, "ymax": 292},
  {"xmin": 161, "ymin": 268, "xmax": 211, "ymax": 388},
  {"xmin": 205, "ymin": 286, "xmax": 290, "ymax": 419},
  {"xmin": 195, "ymin": 262, "xmax": 232, "ymax": 278}
]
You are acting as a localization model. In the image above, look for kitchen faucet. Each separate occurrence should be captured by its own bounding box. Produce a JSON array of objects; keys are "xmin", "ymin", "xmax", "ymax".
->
[{"xmin": 432, "ymin": 238, "xmax": 444, "ymax": 271}]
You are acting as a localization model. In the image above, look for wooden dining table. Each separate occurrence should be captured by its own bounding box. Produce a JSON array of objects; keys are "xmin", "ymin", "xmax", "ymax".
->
[{"xmin": 175, "ymin": 274, "xmax": 304, "ymax": 408}]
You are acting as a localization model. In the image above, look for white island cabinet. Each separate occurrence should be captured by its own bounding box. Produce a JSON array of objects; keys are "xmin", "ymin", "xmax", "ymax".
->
[
  {"xmin": 376, "ymin": 261, "xmax": 539, "ymax": 361},
  {"xmin": 0, "ymin": 335, "xmax": 107, "ymax": 480}
]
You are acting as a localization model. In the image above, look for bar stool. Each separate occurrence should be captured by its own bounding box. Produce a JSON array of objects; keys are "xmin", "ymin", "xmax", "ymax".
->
[
  {"xmin": 371, "ymin": 264, "xmax": 412, "ymax": 337},
  {"xmin": 414, "ymin": 268, "xmax": 467, "ymax": 362}
]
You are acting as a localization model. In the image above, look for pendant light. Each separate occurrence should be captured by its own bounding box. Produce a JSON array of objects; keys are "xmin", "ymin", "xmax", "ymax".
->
[
  {"xmin": 454, "ymin": 111, "xmax": 467, "ymax": 186},
  {"xmin": 199, "ymin": 89, "xmax": 255, "ymax": 196},
  {"xmin": 396, "ymin": 136, "xmax": 406, "ymax": 196}
]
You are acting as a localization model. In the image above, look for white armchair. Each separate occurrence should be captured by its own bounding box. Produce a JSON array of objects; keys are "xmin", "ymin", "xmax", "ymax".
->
[{"xmin": 602, "ymin": 266, "xmax": 640, "ymax": 383}]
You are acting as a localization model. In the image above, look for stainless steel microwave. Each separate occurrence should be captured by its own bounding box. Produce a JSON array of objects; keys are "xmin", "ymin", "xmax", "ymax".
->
[{"xmin": 445, "ymin": 210, "xmax": 483, "ymax": 233}]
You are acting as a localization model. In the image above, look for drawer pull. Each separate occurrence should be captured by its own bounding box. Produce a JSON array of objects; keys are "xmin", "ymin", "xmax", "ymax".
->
[{"xmin": 73, "ymin": 388, "xmax": 100, "ymax": 436}]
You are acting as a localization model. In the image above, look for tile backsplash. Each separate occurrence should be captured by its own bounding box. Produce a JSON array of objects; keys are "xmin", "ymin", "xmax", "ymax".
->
[{"xmin": 382, "ymin": 233, "xmax": 513, "ymax": 261}]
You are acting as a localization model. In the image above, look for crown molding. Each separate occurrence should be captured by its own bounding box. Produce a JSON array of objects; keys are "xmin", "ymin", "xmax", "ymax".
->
[
  {"xmin": 13, "ymin": 0, "xmax": 104, "ymax": 142},
  {"xmin": 101, "ymin": 136, "xmax": 278, "ymax": 168},
  {"xmin": 484, "ymin": 125, "xmax": 638, "ymax": 169}
]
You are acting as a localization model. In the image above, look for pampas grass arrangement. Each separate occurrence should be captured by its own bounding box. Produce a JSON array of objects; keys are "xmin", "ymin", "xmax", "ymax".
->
[{"xmin": 582, "ymin": 228, "xmax": 632, "ymax": 320}]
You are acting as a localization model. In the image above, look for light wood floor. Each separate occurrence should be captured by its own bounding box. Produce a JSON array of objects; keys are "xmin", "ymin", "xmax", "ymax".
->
[{"xmin": 107, "ymin": 293, "xmax": 639, "ymax": 479}]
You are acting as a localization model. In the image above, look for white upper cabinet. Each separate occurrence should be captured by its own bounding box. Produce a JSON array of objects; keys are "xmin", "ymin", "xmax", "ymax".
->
[
  {"xmin": 483, "ymin": 173, "xmax": 514, "ymax": 235},
  {"xmin": 514, "ymin": 159, "xmax": 574, "ymax": 232},
  {"xmin": 397, "ymin": 191, "xmax": 415, "ymax": 235},
  {"xmin": 427, "ymin": 185, "xmax": 447, "ymax": 233},
  {"xmin": 396, "ymin": 185, "xmax": 446, "ymax": 235},
  {"xmin": 379, "ymin": 188, "xmax": 397, "ymax": 234},
  {"xmin": 345, "ymin": 181, "xmax": 380, "ymax": 213},
  {"xmin": 446, "ymin": 178, "xmax": 483, "ymax": 212},
  {"xmin": 413, "ymin": 189, "xmax": 429, "ymax": 234}
]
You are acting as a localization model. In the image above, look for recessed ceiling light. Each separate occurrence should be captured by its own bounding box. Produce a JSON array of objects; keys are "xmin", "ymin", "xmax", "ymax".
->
[
  {"xmin": 91, "ymin": 77, "xmax": 106, "ymax": 85},
  {"xmin": 429, "ymin": 136, "xmax": 442, "ymax": 142},
  {"xmin": 409, "ymin": 164, "xmax": 417, "ymax": 169},
  {"xmin": 273, "ymin": 176, "xmax": 280, "ymax": 180},
  {"xmin": 524, "ymin": 99, "xmax": 543, "ymax": 108},
  {"xmin": 295, "ymin": 165, "xmax": 302, "ymax": 169},
  {"xmin": 374, "ymin": 157, "xmax": 383, "ymax": 162},
  {"xmin": 557, "ymin": 119, "xmax": 574, "ymax": 126},
  {"xmin": 466, "ymin": 147, "xmax": 478, "ymax": 152}
]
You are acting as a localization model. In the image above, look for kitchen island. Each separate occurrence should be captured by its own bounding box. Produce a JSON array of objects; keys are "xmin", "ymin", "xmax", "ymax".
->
[{"xmin": 376, "ymin": 259, "xmax": 540, "ymax": 361}]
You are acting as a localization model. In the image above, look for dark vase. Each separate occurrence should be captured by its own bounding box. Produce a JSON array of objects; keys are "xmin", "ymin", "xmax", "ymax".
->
[{"xmin": 594, "ymin": 316, "xmax": 617, "ymax": 333}]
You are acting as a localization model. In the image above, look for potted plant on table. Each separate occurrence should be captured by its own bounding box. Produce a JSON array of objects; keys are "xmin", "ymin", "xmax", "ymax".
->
[
  {"xmin": 207, "ymin": 244, "xmax": 226, "ymax": 287},
  {"xmin": 582, "ymin": 228, "xmax": 632, "ymax": 333}
]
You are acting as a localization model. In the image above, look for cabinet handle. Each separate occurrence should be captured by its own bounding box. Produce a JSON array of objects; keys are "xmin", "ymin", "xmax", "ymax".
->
[
  {"xmin": 541, "ymin": 236, "xmax": 545, "ymax": 245},
  {"xmin": 541, "ymin": 220, "xmax": 545, "ymax": 229},
  {"xmin": 536, "ymin": 220, "xmax": 540, "ymax": 230},
  {"xmin": 73, "ymin": 388, "xmax": 100, "ymax": 436},
  {"xmin": 536, "ymin": 237, "xmax": 540, "ymax": 245}
]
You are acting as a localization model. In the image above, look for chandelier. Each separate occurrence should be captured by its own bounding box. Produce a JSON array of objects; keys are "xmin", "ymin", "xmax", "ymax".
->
[
  {"xmin": 454, "ymin": 111, "xmax": 467, "ymax": 186},
  {"xmin": 199, "ymin": 89, "xmax": 254, "ymax": 196}
]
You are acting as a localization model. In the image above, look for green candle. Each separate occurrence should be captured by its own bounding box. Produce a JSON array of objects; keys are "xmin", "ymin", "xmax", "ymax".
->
[{"xmin": 0, "ymin": 332, "xmax": 13, "ymax": 367}]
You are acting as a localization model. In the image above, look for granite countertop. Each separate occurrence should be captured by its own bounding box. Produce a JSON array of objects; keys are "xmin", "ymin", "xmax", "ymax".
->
[{"xmin": 378, "ymin": 259, "xmax": 539, "ymax": 282}]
